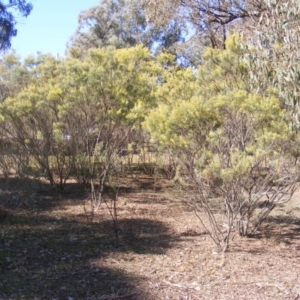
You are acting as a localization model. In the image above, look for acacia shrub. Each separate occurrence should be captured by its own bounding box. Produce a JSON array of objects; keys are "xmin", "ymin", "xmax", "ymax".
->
[{"xmin": 144, "ymin": 34, "xmax": 299, "ymax": 251}]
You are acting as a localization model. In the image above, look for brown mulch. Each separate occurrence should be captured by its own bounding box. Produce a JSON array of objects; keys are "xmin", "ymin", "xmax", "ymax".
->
[{"xmin": 0, "ymin": 175, "xmax": 300, "ymax": 299}]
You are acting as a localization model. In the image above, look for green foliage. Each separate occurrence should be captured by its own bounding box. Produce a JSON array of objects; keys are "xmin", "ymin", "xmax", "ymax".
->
[
  {"xmin": 145, "ymin": 33, "xmax": 288, "ymax": 153},
  {"xmin": 244, "ymin": 0, "xmax": 300, "ymax": 128},
  {"xmin": 0, "ymin": 21, "xmax": 298, "ymax": 248},
  {"xmin": 0, "ymin": 0, "xmax": 33, "ymax": 51},
  {"xmin": 143, "ymin": 0, "xmax": 267, "ymax": 58},
  {"xmin": 0, "ymin": 51, "xmax": 32, "ymax": 102},
  {"xmin": 68, "ymin": 0, "xmax": 184, "ymax": 54},
  {"xmin": 144, "ymin": 34, "xmax": 295, "ymax": 249},
  {"xmin": 0, "ymin": 46, "xmax": 171, "ymax": 187}
]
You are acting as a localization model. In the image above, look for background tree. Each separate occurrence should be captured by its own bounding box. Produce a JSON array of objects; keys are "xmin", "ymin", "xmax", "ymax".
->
[
  {"xmin": 143, "ymin": 0, "xmax": 267, "ymax": 50},
  {"xmin": 68, "ymin": 0, "xmax": 184, "ymax": 54},
  {"xmin": 0, "ymin": 51, "xmax": 33, "ymax": 101},
  {"xmin": 0, "ymin": 0, "xmax": 33, "ymax": 51}
]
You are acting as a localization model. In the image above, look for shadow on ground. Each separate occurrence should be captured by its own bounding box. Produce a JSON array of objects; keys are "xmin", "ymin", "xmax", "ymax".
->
[
  {"xmin": 0, "ymin": 175, "xmax": 181, "ymax": 299},
  {"xmin": 0, "ymin": 176, "xmax": 178, "ymax": 300},
  {"xmin": 0, "ymin": 175, "xmax": 175, "ymax": 213},
  {"xmin": 240, "ymin": 215, "xmax": 300, "ymax": 253}
]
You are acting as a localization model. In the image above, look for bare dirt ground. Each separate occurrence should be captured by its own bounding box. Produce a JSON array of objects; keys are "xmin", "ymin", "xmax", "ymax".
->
[{"xmin": 0, "ymin": 175, "xmax": 300, "ymax": 300}]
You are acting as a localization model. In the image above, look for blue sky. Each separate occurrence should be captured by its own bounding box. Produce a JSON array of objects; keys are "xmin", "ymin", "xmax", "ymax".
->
[{"xmin": 9, "ymin": 0, "xmax": 100, "ymax": 59}]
